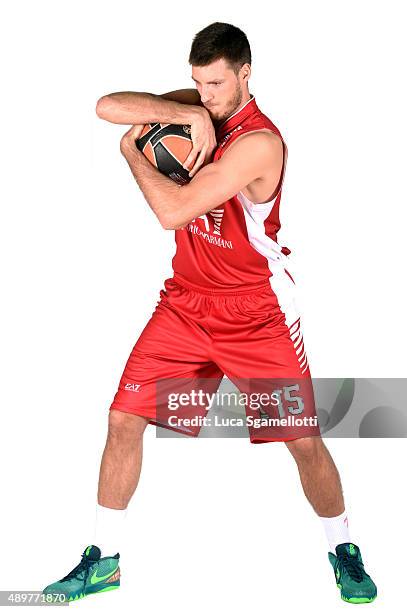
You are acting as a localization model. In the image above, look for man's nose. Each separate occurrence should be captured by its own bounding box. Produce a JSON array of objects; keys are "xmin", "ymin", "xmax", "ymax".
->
[{"xmin": 200, "ymin": 87, "xmax": 212, "ymax": 104}]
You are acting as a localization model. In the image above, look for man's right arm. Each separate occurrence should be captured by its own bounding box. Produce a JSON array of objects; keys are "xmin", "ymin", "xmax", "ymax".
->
[
  {"xmin": 95, "ymin": 89, "xmax": 216, "ymax": 175},
  {"xmin": 95, "ymin": 89, "xmax": 202, "ymax": 125}
]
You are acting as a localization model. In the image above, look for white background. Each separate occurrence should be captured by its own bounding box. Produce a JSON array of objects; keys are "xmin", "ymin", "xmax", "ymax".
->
[{"xmin": 1, "ymin": 0, "xmax": 406, "ymax": 610}]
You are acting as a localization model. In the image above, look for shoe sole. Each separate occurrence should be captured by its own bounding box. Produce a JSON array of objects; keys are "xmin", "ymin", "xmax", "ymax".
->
[
  {"xmin": 45, "ymin": 585, "xmax": 120, "ymax": 603},
  {"xmin": 337, "ymin": 583, "xmax": 377, "ymax": 604}
]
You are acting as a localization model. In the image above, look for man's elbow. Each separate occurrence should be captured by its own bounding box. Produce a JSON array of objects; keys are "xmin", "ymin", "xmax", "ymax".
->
[
  {"xmin": 95, "ymin": 95, "xmax": 115, "ymax": 120},
  {"xmin": 159, "ymin": 212, "xmax": 188, "ymax": 231}
]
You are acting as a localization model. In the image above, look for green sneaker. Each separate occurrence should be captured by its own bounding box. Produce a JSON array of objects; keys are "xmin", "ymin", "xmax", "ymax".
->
[
  {"xmin": 42, "ymin": 545, "xmax": 120, "ymax": 602},
  {"xmin": 328, "ymin": 543, "xmax": 377, "ymax": 604}
]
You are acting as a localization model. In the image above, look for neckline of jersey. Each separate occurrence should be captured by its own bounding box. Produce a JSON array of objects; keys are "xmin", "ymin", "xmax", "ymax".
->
[{"xmin": 216, "ymin": 96, "xmax": 258, "ymax": 140}]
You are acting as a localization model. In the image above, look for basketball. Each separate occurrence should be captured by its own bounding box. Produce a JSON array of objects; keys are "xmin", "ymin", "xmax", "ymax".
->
[{"xmin": 136, "ymin": 123, "xmax": 193, "ymax": 185}]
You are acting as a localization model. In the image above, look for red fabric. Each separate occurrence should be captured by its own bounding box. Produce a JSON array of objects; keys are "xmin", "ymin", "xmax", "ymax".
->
[
  {"xmin": 110, "ymin": 277, "xmax": 320, "ymax": 443},
  {"xmin": 171, "ymin": 97, "xmax": 290, "ymax": 290}
]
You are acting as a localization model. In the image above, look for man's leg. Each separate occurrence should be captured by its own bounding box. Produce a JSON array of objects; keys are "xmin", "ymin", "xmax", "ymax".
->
[
  {"xmin": 286, "ymin": 436, "xmax": 377, "ymax": 603},
  {"xmin": 285, "ymin": 436, "xmax": 351, "ymax": 551},
  {"xmin": 41, "ymin": 410, "xmax": 148, "ymax": 601},
  {"xmin": 42, "ymin": 276, "xmax": 221, "ymax": 600},
  {"xmin": 98, "ymin": 410, "xmax": 149, "ymax": 509},
  {"xmin": 93, "ymin": 410, "xmax": 149, "ymax": 556},
  {"xmin": 285, "ymin": 436, "xmax": 344, "ymax": 517},
  {"xmin": 286, "ymin": 436, "xmax": 352, "ymax": 553}
]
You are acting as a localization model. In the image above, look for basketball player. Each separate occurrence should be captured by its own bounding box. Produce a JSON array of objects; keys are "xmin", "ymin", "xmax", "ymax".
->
[{"xmin": 43, "ymin": 23, "xmax": 377, "ymax": 604}]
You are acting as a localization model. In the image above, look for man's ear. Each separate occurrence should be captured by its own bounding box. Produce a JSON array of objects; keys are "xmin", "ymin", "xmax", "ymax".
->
[{"xmin": 241, "ymin": 63, "xmax": 251, "ymax": 81}]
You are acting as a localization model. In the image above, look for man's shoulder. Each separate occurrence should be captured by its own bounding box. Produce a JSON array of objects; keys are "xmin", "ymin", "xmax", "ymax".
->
[{"xmin": 222, "ymin": 129, "xmax": 283, "ymax": 159}]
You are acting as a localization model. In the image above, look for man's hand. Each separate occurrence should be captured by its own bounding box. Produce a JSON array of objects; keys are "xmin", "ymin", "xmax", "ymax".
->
[
  {"xmin": 183, "ymin": 108, "xmax": 217, "ymax": 178},
  {"xmin": 120, "ymin": 124, "xmax": 144, "ymax": 156},
  {"xmin": 120, "ymin": 118, "xmax": 216, "ymax": 180}
]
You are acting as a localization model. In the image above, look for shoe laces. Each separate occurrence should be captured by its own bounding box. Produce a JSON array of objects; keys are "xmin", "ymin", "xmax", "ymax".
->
[
  {"xmin": 337, "ymin": 552, "xmax": 365, "ymax": 583},
  {"xmin": 60, "ymin": 552, "xmax": 94, "ymax": 583}
]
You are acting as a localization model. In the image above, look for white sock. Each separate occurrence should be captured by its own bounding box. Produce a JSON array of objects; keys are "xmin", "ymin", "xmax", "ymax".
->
[
  {"xmin": 93, "ymin": 503, "xmax": 128, "ymax": 558},
  {"xmin": 320, "ymin": 509, "xmax": 351, "ymax": 554}
]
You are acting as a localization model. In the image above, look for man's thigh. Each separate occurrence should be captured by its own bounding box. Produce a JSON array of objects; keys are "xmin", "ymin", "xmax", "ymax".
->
[
  {"xmin": 209, "ymin": 274, "xmax": 320, "ymax": 443},
  {"xmin": 109, "ymin": 279, "xmax": 223, "ymax": 436}
]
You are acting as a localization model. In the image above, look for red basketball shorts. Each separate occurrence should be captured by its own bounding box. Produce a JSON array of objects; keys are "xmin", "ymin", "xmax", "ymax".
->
[{"xmin": 109, "ymin": 270, "xmax": 320, "ymax": 443}]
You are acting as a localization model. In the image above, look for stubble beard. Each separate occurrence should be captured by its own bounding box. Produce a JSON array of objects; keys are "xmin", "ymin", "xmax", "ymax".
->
[{"xmin": 211, "ymin": 84, "xmax": 243, "ymax": 125}]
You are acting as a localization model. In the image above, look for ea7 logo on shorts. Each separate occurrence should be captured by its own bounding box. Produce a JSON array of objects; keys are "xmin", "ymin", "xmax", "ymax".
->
[{"xmin": 125, "ymin": 383, "xmax": 141, "ymax": 392}]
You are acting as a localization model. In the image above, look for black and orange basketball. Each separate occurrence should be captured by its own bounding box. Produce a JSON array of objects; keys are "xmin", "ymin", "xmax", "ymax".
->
[{"xmin": 136, "ymin": 123, "xmax": 193, "ymax": 185}]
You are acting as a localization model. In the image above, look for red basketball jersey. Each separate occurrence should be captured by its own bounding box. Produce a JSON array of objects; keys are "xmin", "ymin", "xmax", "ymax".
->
[{"xmin": 171, "ymin": 96, "xmax": 291, "ymax": 289}]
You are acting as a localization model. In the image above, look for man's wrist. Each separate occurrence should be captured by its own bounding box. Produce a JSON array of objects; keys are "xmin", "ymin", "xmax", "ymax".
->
[
  {"xmin": 172, "ymin": 103, "xmax": 206, "ymax": 129},
  {"xmin": 188, "ymin": 104, "xmax": 208, "ymax": 126}
]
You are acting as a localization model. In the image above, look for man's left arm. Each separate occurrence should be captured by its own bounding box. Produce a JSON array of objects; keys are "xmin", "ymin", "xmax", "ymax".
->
[{"xmin": 120, "ymin": 127, "xmax": 283, "ymax": 230}]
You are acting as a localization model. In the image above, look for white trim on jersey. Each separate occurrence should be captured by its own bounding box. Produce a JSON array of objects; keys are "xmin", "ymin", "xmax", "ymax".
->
[
  {"xmin": 237, "ymin": 191, "xmax": 309, "ymax": 374},
  {"xmin": 237, "ymin": 191, "xmax": 288, "ymax": 265}
]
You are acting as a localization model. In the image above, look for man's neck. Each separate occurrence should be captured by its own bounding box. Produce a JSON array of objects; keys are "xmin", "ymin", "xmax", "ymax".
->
[{"xmin": 216, "ymin": 92, "xmax": 254, "ymax": 128}]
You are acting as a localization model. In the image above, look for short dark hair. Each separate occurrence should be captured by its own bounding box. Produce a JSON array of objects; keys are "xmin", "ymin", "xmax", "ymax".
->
[{"xmin": 189, "ymin": 22, "xmax": 251, "ymax": 74}]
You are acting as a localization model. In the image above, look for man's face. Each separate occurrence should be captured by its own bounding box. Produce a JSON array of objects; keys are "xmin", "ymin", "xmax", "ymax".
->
[{"xmin": 191, "ymin": 57, "xmax": 248, "ymax": 123}]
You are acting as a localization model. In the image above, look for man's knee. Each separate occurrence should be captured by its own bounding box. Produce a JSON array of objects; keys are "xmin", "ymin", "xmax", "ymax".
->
[
  {"xmin": 107, "ymin": 409, "xmax": 149, "ymax": 443},
  {"xmin": 285, "ymin": 436, "xmax": 323, "ymax": 462}
]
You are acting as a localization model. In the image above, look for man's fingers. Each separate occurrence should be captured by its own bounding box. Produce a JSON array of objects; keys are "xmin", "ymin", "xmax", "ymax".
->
[
  {"xmin": 189, "ymin": 149, "xmax": 206, "ymax": 178},
  {"xmin": 121, "ymin": 124, "xmax": 144, "ymax": 143},
  {"xmin": 130, "ymin": 124, "xmax": 144, "ymax": 141},
  {"xmin": 183, "ymin": 147, "xmax": 199, "ymax": 171}
]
